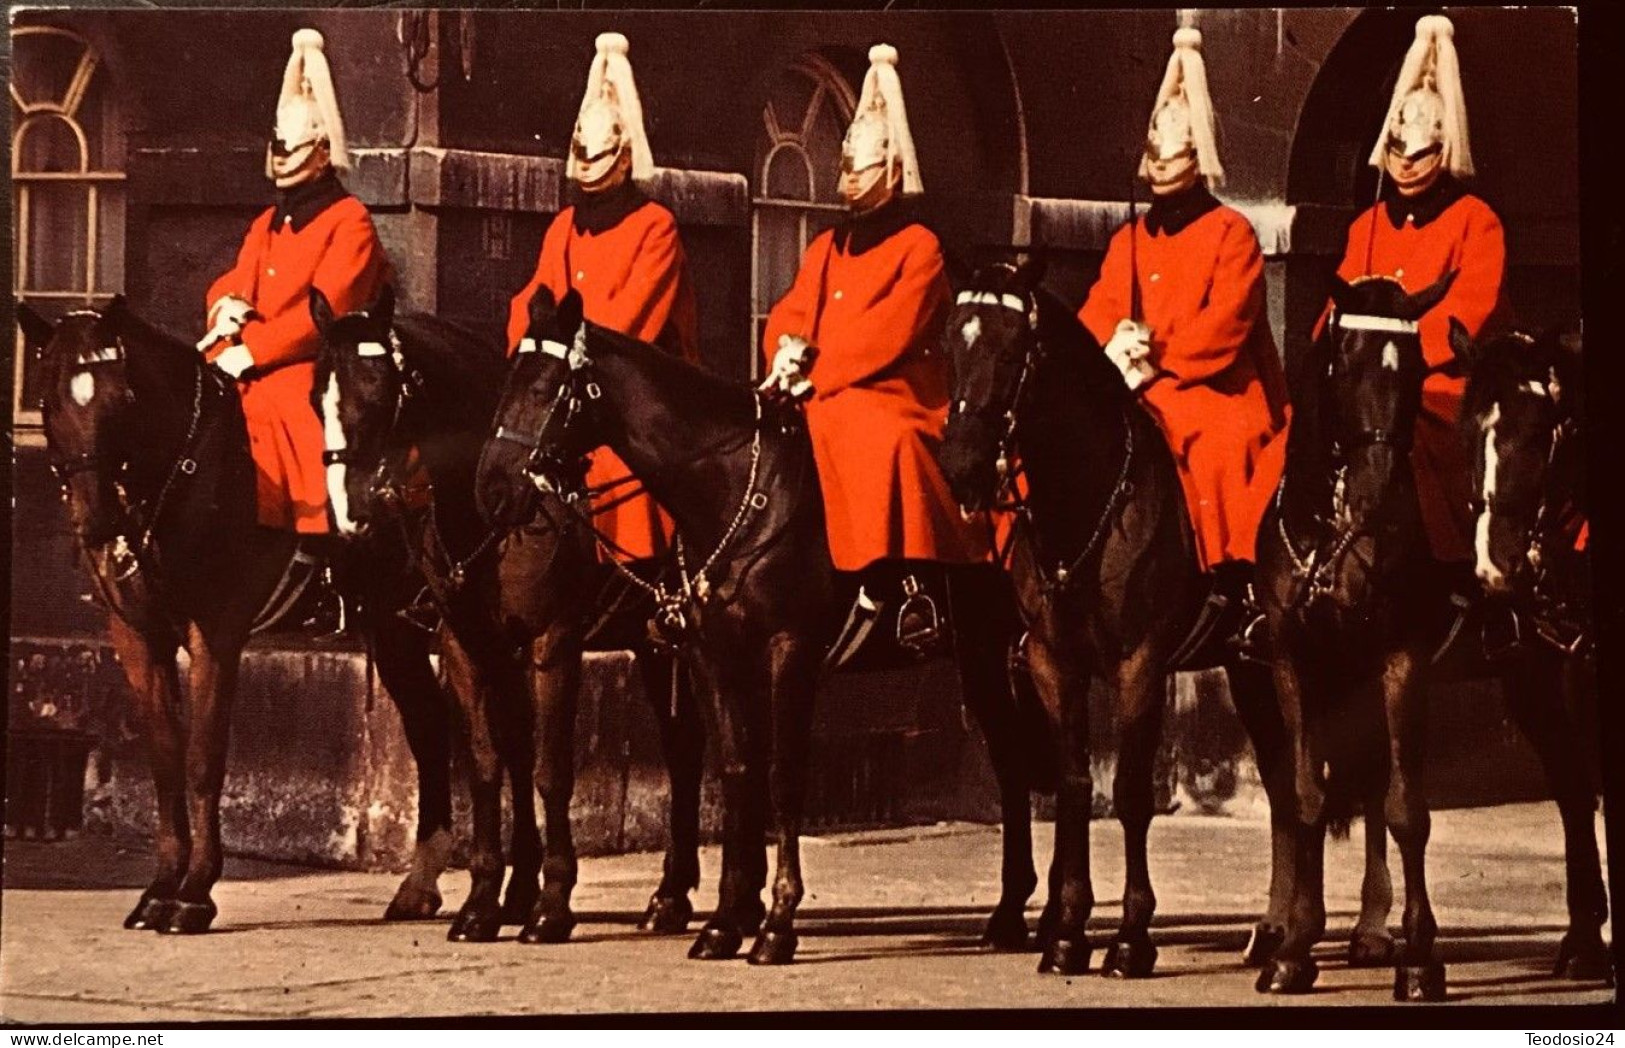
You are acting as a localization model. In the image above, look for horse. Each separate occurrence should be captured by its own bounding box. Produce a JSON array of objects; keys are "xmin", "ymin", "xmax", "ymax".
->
[
  {"xmin": 1251, "ymin": 271, "xmax": 1460, "ymax": 1000},
  {"xmin": 935, "ymin": 259, "xmax": 1285, "ymax": 978},
  {"xmin": 16, "ymin": 297, "xmax": 450, "ymax": 933},
  {"xmin": 311, "ymin": 285, "xmax": 707, "ymax": 944},
  {"xmin": 1445, "ymin": 321, "xmax": 1609, "ymax": 980},
  {"xmin": 474, "ymin": 286, "xmax": 835, "ymax": 964}
]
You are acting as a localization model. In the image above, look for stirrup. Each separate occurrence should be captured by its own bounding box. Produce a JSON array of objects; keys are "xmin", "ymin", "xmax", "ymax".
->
[
  {"xmin": 823, "ymin": 586, "xmax": 882, "ymax": 673},
  {"xmin": 896, "ymin": 574, "xmax": 942, "ymax": 658},
  {"xmin": 1230, "ymin": 585, "xmax": 1271, "ymax": 665}
]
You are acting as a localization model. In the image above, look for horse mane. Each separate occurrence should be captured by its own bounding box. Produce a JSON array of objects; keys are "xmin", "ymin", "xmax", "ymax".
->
[
  {"xmin": 393, "ymin": 312, "xmax": 510, "ymax": 424},
  {"xmin": 1031, "ymin": 285, "xmax": 1126, "ymax": 411},
  {"xmin": 588, "ymin": 322, "xmax": 757, "ymax": 427}
]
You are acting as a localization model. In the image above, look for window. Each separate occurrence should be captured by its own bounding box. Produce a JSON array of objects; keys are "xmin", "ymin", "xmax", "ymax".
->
[
  {"xmin": 11, "ymin": 25, "xmax": 126, "ymax": 431},
  {"xmin": 750, "ymin": 53, "xmax": 855, "ymax": 379}
]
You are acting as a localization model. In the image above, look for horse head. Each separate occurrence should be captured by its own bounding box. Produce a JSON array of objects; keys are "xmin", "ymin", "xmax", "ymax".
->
[
  {"xmin": 1302, "ymin": 270, "xmax": 1456, "ymax": 616},
  {"xmin": 310, "ymin": 283, "xmax": 402, "ymax": 537},
  {"xmin": 475, "ymin": 285, "xmax": 589, "ymax": 528},
  {"xmin": 938, "ymin": 256, "xmax": 1047, "ymax": 514},
  {"xmin": 1455, "ymin": 321, "xmax": 1582, "ymax": 595},
  {"xmin": 23, "ymin": 298, "xmax": 139, "ymax": 548}
]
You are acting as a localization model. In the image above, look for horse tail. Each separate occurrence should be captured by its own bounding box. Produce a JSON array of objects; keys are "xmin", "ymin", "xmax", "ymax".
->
[{"xmin": 1323, "ymin": 747, "xmax": 1385, "ymax": 841}]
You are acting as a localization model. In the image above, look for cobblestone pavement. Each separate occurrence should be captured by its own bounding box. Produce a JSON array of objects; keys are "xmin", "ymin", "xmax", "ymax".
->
[{"xmin": 1, "ymin": 803, "xmax": 1614, "ymax": 1020}]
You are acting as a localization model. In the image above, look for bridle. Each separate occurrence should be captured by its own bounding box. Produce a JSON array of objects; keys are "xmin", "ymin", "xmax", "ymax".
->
[
  {"xmin": 47, "ymin": 326, "xmax": 212, "ymax": 581},
  {"xmin": 953, "ymin": 273, "xmax": 1135, "ymax": 596},
  {"xmin": 1468, "ymin": 358, "xmax": 1588, "ymax": 655},
  {"xmin": 1277, "ymin": 310, "xmax": 1426, "ymax": 608},
  {"xmin": 491, "ymin": 322, "xmax": 771, "ymax": 636}
]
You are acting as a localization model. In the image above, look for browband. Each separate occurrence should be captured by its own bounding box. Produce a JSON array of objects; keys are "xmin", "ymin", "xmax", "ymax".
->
[
  {"xmin": 1334, "ymin": 313, "xmax": 1418, "ymax": 335},
  {"xmin": 517, "ymin": 336, "xmax": 570, "ymax": 360},
  {"xmin": 956, "ymin": 290, "xmax": 1028, "ymax": 313}
]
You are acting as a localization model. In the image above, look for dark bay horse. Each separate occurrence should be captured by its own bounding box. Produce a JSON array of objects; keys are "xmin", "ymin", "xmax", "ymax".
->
[
  {"xmin": 20, "ymin": 298, "xmax": 458, "ymax": 932},
  {"xmin": 1252, "ymin": 272, "xmax": 1458, "ymax": 1000},
  {"xmin": 476, "ymin": 287, "xmax": 835, "ymax": 964},
  {"xmin": 312, "ymin": 286, "xmax": 705, "ymax": 944},
  {"xmin": 1448, "ymin": 322, "xmax": 1609, "ymax": 980},
  {"xmin": 936, "ymin": 260, "xmax": 1283, "ymax": 978}
]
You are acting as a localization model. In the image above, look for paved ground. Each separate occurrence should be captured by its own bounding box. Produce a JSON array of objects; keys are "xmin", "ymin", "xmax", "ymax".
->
[{"xmin": 0, "ymin": 803, "xmax": 1614, "ymax": 1020}]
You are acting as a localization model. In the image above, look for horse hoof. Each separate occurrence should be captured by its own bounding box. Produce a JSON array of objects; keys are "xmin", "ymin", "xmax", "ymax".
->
[
  {"xmin": 446, "ymin": 907, "xmax": 501, "ymax": 943},
  {"xmin": 1393, "ymin": 961, "xmax": 1447, "ymax": 1002},
  {"xmin": 1035, "ymin": 904, "xmax": 1059, "ymax": 952},
  {"xmin": 982, "ymin": 908, "xmax": 1030, "ymax": 952},
  {"xmin": 1259, "ymin": 957, "xmax": 1318, "ymax": 995},
  {"xmin": 747, "ymin": 929, "xmax": 798, "ymax": 966},
  {"xmin": 1241, "ymin": 922, "xmax": 1284, "ymax": 966},
  {"xmin": 156, "ymin": 901, "xmax": 217, "ymax": 935},
  {"xmin": 639, "ymin": 894, "xmax": 694, "ymax": 934},
  {"xmin": 517, "ymin": 914, "xmax": 576, "ymax": 945},
  {"xmin": 688, "ymin": 922, "xmax": 743, "ymax": 961},
  {"xmin": 1102, "ymin": 937, "xmax": 1158, "ymax": 979},
  {"xmin": 382, "ymin": 887, "xmax": 442, "ymax": 922},
  {"xmin": 1347, "ymin": 930, "xmax": 1397, "ymax": 968},
  {"xmin": 124, "ymin": 896, "xmax": 176, "ymax": 931},
  {"xmin": 1037, "ymin": 937, "xmax": 1092, "ymax": 976},
  {"xmin": 1554, "ymin": 935, "xmax": 1615, "ymax": 983}
]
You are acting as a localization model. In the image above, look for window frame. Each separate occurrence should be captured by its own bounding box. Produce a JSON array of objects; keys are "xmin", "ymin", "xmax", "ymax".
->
[
  {"xmin": 749, "ymin": 53, "xmax": 856, "ymax": 380},
  {"xmin": 11, "ymin": 24, "xmax": 127, "ymax": 434}
]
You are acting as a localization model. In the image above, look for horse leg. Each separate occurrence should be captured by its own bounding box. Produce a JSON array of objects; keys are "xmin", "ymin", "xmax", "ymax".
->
[
  {"xmin": 498, "ymin": 654, "xmax": 542, "ymax": 928},
  {"xmin": 948, "ymin": 565, "xmax": 1037, "ymax": 951},
  {"xmin": 517, "ymin": 620, "xmax": 583, "ymax": 945},
  {"xmin": 108, "ymin": 616, "xmax": 188, "ymax": 930},
  {"xmin": 1348, "ymin": 797, "xmax": 1397, "ymax": 967},
  {"xmin": 1260, "ymin": 660, "xmax": 1327, "ymax": 994},
  {"xmin": 636, "ymin": 647, "xmax": 704, "ymax": 934},
  {"xmin": 441, "ymin": 628, "xmax": 506, "ymax": 943},
  {"xmin": 747, "ymin": 637, "xmax": 820, "ymax": 965},
  {"xmin": 1028, "ymin": 630, "xmax": 1094, "ymax": 976},
  {"xmin": 1384, "ymin": 648, "xmax": 1446, "ymax": 1001},
  {"xmin": 158, "ymin": 622, "xmax": 244, "ymax": 935},
  {"xmin": 687, "ymin": 654, "xmax": 767, "ymax": 961},
  {"xmin": 1501, "ymin": 645, "xmax": 1611, "ymax": 981},
  {"xmin": 1226, "ymin": 657, "xmax": 1294, "ymax": 965},
  {"xmin": 367, "ymin": 610, "xmax": 454, "ymax": 921},
  {"xmin": 1101, "ymin": 644, "xmax": 1167, "ymax": 978}
]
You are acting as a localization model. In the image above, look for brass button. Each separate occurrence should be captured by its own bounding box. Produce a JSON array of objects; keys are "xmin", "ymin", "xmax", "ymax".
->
[
  {"xmin": 576, "ymin": 270, "xmax": 586, "ymax": 281},
  {"xmin": 1149, "ymin": 273, "xmax": 1160, "ymax": 283},
  {"xmin": 267, "ymin": 268, "xmax": 276, "ymax": 277},
  {"xmin": 833, "ymin": 290, "xmax": 844, "ymax": 300}
]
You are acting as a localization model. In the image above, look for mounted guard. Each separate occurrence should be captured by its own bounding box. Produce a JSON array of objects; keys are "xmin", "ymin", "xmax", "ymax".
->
[
  {"xmin": 1075, "ymin": 25, "xmax": 1289, "ymax": 650},
  {"xmin": 1327, "ymin": 14, "xmax": 1510, "ymax": 581},
  {"xmin": 201, "ymin": 29, "xmax": 391, "ymax": 542},
  {"xmin": 504, "ymin": 31, "xmax": 700, "ymax": 565},
  {"xmin": 760, "ymin": 43, "xmax": 995, "ymax": 660}
]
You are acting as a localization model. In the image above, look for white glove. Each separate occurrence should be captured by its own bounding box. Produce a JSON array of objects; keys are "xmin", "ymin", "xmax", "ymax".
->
[
  {"xmin": 213, "ymin": 343, "xmax": 256, "ymax": 379},
  {"xmin": 758, "ymin": 334, "xmax": 817, "ymax": 402},
  {"xmin": 197, "ymin": 296, "xmax": 256, "ymax": 352},
  {"xmin": 1104, "ymin": 319, "xmax": 1156, "ymax": 392}
]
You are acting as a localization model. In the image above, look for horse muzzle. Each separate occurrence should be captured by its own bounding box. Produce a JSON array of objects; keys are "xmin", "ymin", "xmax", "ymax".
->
[{"xmin": 939, "ymin": 413, "xmax": 1002, "ymax": 514}]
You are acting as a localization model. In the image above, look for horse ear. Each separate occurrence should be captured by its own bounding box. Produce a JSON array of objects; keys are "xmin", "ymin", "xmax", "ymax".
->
[
  {"xmin": 372, "ymin": 284, "xmax": 396, "ymax": 328},
  {"xmin": 558, "ymin": 288, "xmax": 585, "ymax": 336},
  {"xmin": 1400, "ymin": 269, "xmax": 1459, "ymax": 320},
  {"xmin": 1446, "ymin": 317, "xmax": 1477, "ymax": 371},
  {"xmin": 1326, "ymin": 274, "xmax": 1357, "ymax": 312},
  {"xmin": 16, "ymin": 302, "xmax": 54, "ymax": 350},
  {"xmin": 1015, "ymin": 250, "xmax": 1049, "ymax": 292},
  {"xmin": 527, "ymin": 286, "xmax": 559, "ymax": 334},
  {"xmin": 309, "ymin": 287, "xmax": 337, "ymax": 336}
]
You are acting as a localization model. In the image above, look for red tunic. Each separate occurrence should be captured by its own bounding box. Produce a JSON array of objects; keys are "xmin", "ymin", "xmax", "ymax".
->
[
  {"xmin": 1330, "ymin": 191, "xmax": 1508, "ymax": 562},
  {"xmin": 1079, "ymin": 203, "xmax": 1290, "ymax": 568},
  {"xmin": 204, "ymin": 189, "xmax": 391, "ymax": 533},
  {"xmin": 764, "ymin": 221, "xmax": 991, "ymax": 573},
  {"xmin": 505, "ymin": 197, "xmax": 699, "ymax": 562}
]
